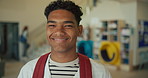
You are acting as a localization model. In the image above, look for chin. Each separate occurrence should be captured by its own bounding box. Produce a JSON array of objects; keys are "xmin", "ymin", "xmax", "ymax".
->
[{"xmin": 51, "ymin": 47, "xmax": 68, "ymax": 53}]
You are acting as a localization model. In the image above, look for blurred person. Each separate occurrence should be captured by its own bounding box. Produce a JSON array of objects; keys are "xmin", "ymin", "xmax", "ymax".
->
[
  {"xmin": 20, "ymin": 26, "xmax": 30, "ymax": 57},
  {"xmin": 18, "ymin": 0, "xmax": 112, "ymax": 78}
]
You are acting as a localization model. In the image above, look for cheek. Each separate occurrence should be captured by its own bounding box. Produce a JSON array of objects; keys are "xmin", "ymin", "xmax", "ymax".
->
[
  {"xmin": 74, "ymin": 27, "xmax": 81, "ymax": 36},
  {"xmin": 74, "ymin": 29, "xmax": 80, "ymax": 36},
  {"xmin": 46, "ymin": 29, "xmax": 52, "ymax": 38},
  {"xmin": 69, "ymin": 31, "xmax": 79, "ymax": 38}
]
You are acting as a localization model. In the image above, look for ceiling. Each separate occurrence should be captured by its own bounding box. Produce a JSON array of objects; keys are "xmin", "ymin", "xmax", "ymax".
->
[
  {"xmin": 70, "ymin": 0, "xmax": 148, "ymax": 5},
  {"xmin": 113, "ymin": 0, "xmax": 148, "ymax": 2}
]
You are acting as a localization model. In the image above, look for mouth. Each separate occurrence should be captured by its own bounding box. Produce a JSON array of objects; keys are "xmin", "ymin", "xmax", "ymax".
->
[{"xmin": 50, "ymin": 38, "xmax": 69, "ymax": 43}]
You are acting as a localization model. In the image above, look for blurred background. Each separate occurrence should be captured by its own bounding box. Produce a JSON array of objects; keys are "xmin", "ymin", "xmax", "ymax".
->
[{"xmin": 0, "ymin": 0, "xmax": 148, "ymax": 78}]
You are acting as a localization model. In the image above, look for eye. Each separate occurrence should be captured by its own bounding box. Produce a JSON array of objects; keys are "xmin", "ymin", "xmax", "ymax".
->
[
  {"xmin": 48, "ymin": 25, "xmax": 56, "ymax": 28},
  {"xmin": 64, "ymin": 25, "xmax": 73, "ymax": 28}
]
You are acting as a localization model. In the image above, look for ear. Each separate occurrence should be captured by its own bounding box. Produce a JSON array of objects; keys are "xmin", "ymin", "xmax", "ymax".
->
[{"xmin": 77, "ymin": 25, "xmax": 83, "ymax": 36}]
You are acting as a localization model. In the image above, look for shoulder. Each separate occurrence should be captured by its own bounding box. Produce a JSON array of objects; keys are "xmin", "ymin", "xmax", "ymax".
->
[
  {"xmin": 89, "ymin": 59, "xmax": 112, "ymax": 78},
  {"xmin": 17, "ymin": 58, "xmax": 39, "ymax": 78},
  {"xmin": 90, "ymin": 59, "xmax": 105, "ymax": 69},
  {"xmin": 23, "ymin": 58, "xmax": 39, "ymax": 70}
]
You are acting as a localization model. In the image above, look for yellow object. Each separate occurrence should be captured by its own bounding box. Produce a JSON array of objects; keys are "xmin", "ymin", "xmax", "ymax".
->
[{"xmin": 99, "ymin": 41, "xmax": 120, "ymax": 66}]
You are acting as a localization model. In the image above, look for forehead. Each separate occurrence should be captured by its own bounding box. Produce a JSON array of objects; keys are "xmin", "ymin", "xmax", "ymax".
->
[{"xmin": 47, "ymin": 10, "xmax": 76, "ymax": 21}]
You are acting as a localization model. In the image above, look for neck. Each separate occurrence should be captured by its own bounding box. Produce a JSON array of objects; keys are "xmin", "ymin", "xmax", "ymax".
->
[{"xmin": 50, "ymin": 51, "xmax": 78, "ymax": 63}]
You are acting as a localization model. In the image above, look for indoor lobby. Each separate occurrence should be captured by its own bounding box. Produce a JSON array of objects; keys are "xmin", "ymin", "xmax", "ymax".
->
[{"xmin": 0, "ymin": 0, "xmax": 148, "ymax": 78}]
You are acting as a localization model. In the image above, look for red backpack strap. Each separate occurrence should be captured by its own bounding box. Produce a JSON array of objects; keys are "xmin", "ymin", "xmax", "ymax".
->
[
  {"xmin": 78, "ymin": 53, "xmax": 92, "ymax": 78},
  {"xmin": 32, "ymin": 52, "xmax": 51, "ymax": 78},
  {"xmin": 33, "ymin": 52, "xmax": 92, "ymax": 78}
]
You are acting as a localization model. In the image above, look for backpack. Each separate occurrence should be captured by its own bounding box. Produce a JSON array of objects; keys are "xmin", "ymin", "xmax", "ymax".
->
[{"xmin": 20, "ymin": 35, "xmax": 27, "ymax": 43}]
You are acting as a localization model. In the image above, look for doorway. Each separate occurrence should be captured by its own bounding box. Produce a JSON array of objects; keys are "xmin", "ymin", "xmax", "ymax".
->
[{"xmin": 0, "ymin": 22, "xmax": 19, "ymax": 60}]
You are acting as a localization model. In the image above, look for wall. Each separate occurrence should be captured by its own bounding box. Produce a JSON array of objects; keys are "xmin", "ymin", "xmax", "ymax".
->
[
  {"xmin": 81, "ymin": 1, "xmax": 138, "ymax": 27},
  {"xmin": 81, "ymin": 0, "xmax": 124, "ymax": 26},
  {"xmin": 137, "ymin": 1, "xmax": 148, "ymax": 20},
  {"xmin": 0, "ymin": 0, "xmax": 49, "ymax": 32}
]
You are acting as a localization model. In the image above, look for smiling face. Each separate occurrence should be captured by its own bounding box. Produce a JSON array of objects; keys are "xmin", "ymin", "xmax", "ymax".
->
[{"xmin": 46, "ymin": 10, "xmax": 82, "ymax": 53}]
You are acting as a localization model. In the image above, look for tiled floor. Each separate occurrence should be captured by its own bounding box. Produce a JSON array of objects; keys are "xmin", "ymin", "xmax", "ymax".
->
[
  {"xmin": 110, "ymin": 69, "xmax": 148, "ymax": 78},
  {"xmin": 2, "ymin": 60, "xmax": 25, "ymax": 78},
  {"xmin": 1, "ymin": 60, "xmax": 148, "ymax": 78}
]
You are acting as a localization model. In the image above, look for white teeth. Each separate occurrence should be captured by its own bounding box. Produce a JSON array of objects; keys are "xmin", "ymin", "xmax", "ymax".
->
[
  {"xmin": 50, "ymin": 38, "xmax": 69, "ymax": 42},
  {"xmin": 54, "ymin": 39, "xmax": 66, "ymax": 40},
  {"xmin": 51, "ymin": 38, "xmax": 68, "ymax": 40}
]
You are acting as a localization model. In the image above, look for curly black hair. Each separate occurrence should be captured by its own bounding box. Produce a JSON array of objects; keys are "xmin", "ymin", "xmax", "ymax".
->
[{"xmin": 44, "ymin": 0, "xmax": 83, "ymax": 25}]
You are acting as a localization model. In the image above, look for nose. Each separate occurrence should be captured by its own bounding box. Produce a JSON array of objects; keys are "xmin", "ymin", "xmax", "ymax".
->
[{"xmin": 54, "ymin": 26, "xmax": 65, "ymax": 36}]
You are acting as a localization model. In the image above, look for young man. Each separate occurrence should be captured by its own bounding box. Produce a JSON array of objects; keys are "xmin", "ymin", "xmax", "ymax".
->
[{"xmin": 18, "ymin": 0, "xmax": 112, "ymax": 78}]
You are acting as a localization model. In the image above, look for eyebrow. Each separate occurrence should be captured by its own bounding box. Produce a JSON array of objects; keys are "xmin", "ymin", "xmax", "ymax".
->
[
  {"xmin": 63, "ymin": 21, "xmax": 74, "ymax": 24},
  {"xmin": 47, "ymin": 21, "xmax": 74, "ymax": 24},
  {"xmin": 47, "ymin": 21, "xmax": 56, "ymax": 23}
]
